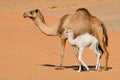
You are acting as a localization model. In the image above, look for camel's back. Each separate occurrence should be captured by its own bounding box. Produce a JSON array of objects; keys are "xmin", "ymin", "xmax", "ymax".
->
[
  {"xmin": 75, "ymin": 33, "xmax": 98, "ymax": 47},
  {"xmin": 57, "ymin": 8, "xmax": 93, "ymax": 38}
]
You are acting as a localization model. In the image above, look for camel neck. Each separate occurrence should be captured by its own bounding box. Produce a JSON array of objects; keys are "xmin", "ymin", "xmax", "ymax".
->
[
  {"xmin": 33, "ymin": 17, "xmax": 58, "ymax": 36},
  {"xmin": 67, "ymin": 35, "xmax": 75, "ymax": 45}
]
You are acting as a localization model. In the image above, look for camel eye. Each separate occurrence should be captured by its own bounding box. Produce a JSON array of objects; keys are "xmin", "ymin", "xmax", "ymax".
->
[
  {"xmin": 35, "ymin": 9, "xmax": 39, "ymax": 13},
  {"xmin": 30, "ymin": 11, "xmax": 33, "ymax": 15},
  {"xmin": 66, "ymin": 31, "xmax": 68, "ymax": 33}
]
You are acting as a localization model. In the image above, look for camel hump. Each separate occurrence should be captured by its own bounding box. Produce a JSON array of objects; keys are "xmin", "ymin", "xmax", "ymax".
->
[
  {"xmin": 76, "ymin": 8, "xmax": 91, "ymax": 15},
  {"xmin": 76, "ymin": 8, "xmax": 88, "ymax": 11}
]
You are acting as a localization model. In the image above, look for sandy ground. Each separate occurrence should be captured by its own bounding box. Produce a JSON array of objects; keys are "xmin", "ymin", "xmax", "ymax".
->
[{"xmin": 0, "ymin": 0, "xmax": 120, "ymax": 80}]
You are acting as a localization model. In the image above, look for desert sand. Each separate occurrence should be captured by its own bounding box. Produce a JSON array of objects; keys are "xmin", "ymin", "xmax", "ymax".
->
[{"xmin": 0, "ymin": 0, "xmax": 120, "ymax": 80}]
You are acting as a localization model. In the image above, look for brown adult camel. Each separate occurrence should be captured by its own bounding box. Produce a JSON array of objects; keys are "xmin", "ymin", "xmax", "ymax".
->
[{"xmin": 23, "ymin": 8, "xmax": 109, "ymax": 70}]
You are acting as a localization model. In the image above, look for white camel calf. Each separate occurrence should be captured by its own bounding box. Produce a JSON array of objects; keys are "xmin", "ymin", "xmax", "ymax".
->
[{"xmin": 64, "ymin": 29, "xmax": 101, "ymax": 72}]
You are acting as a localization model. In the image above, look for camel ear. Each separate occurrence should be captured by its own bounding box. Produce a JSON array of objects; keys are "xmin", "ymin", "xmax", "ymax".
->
[{"xmin": 35, "ymin": 9, "xmax": 39, "ymax": 13}]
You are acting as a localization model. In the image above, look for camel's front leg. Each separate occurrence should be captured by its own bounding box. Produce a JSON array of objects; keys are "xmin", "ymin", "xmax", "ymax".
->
[
  {"xmin": 56, "ymin": 38, "xmax": 66, "ymax": 70},
  {"xmin": 78, "ymin": 48, "xmax": 89, "ymax": 72},
  {"xmin": 72, "ymin": 45, "xmax": 78, "ymax": 58},
  {"xmin": 72, "ymin": 45, "xmax": 81, "ymax": 68}
]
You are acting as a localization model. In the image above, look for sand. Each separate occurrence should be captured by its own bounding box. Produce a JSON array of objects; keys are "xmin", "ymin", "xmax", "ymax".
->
[{"xmin": 0, "ymin": 0, "xmax": 120, "ymax": 80}]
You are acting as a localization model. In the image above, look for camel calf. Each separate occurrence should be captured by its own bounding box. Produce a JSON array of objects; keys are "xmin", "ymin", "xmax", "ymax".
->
[{"xmin": 64, "ymin": 29, "xmax": 101, "ymax": 72}]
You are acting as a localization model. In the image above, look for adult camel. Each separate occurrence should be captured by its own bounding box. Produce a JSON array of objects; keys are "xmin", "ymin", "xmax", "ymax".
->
[{"xmin": 23, "ymin": 8, "xmax": 109, "ymax": 70}]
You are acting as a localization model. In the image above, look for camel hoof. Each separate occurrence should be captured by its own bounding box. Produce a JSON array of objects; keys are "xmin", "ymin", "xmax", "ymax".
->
[
  {"xmin": 101, "ymin": 67, "xmax": 108, "ymax": 71},
  {"xmin": 104, "ymin": 68, "xmax": 108, "ymax": 71},
  {"xmin": 94, "ymin": 69, "xmax": 97, "ymax": 71},
  {"xmin": 55, "ymin": 67, "xmax": 64, "ymax": 70},
  {"xmin": 85, "ymin": 68, "xmax": 89, "ymax": 72},
  {"xmin": 77, "ymin": 70, "xmax": 81, "ymax": 72},
  {"xmin": 86, "ymin": 70, "xmax": 89, "ymax": 72},
  {"xmin": 94, "ymin": 69, "xmax": 102, "ymax": 72},
  {"xmin": 98, "ymin": 69, "xmax": 102, "ymax": 72}
]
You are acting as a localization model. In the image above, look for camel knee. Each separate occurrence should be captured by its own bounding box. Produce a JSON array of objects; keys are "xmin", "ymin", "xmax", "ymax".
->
[
  {"xmin": 78, "ymin": 56, "xmax": 82, "ymax": 62},
  {"xmin": 104, "ymin": 53, "xmax": 109, "ymax": 59},
  {"xmin": 61, "ymin": 53, "xmax": 64, "ymax": 57},
  {"xmin": 103, "ymin": 50, "xmax": 109, "ymax": 59},
  {"xmin": 99, "ymin": 42, "xmax": 109, "ymax": 59},
  {"xmin": 97, "ymin": 53, "xmax": 101, "ymax": 58}
]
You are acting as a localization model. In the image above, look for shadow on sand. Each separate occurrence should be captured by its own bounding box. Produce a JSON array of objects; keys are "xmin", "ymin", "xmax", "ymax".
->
[{"xmin": 38, "ymin": 64, "xmax": 112, "ymax": 71}]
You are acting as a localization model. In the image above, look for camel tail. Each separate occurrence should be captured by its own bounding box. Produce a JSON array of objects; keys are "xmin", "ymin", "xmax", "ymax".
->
[{"xmin": 101, "ymin": 23, "xmax": 108, "ymax": 46}]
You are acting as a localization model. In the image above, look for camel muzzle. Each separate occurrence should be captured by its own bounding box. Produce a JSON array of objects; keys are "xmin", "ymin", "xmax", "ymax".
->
[{"xmin": 23, "ymin": 13, "xmax": 27, "ymax": 18}]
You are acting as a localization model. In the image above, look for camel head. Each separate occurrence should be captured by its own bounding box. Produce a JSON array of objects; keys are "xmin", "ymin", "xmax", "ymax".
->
[
  {"xmin": 64, "ymin": 29, "xmax": 74, "ymax": 37},
  {"xmin": 23, "ymin": 9, "xmax": 45, "ymax": 22}
]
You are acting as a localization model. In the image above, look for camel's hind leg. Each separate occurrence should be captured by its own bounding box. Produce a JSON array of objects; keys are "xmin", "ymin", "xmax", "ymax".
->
[
  {"xmin": 99, "ymin": 40, "xmax": 109, "ymax": 70},
  {"xmin": 97, "ymin": 35, "xmax": 109, "ymax": 70},
  {"xmin": 89, "ymin": 43, "xmax": 101, "ymax": 70}
]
